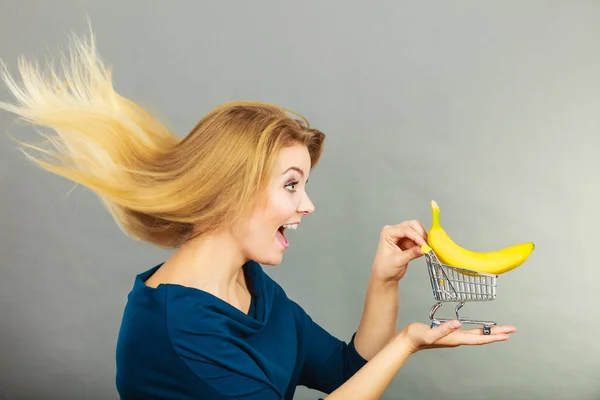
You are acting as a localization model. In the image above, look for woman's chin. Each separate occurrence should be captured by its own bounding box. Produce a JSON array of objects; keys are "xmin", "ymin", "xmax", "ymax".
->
[{"xmin": 254, "ymin": 251, "xmax": 284, "ymax": 267}]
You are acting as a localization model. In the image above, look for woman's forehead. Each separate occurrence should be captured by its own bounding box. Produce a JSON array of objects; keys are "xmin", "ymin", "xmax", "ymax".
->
[{"xmin": 274, "ymin": 145, "xmax": 311, "ymax": 173}]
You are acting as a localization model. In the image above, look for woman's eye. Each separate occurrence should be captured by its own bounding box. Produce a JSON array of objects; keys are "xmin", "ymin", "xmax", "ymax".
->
[{"xmin": 285, "ymin": 181, "xmax": 298, "ymax": 191}]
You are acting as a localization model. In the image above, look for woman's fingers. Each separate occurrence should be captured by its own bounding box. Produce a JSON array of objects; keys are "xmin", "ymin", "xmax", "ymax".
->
[
  {"xmin": 463, "ymin": 325, "xmax": 517, "ymax": 335},
  {"xmin": 399, "ymin": 220, "xmax": 428, "ymax": 243},
  {"xmin": 383, "ymin": 224, "xmax": 427, "ymax": 246},
  {"xmin": 427, "ymin": 323, "xmax": 516, "ymax": 348},
  {"xmin": 407, "ymin": 220, "xmax": 428, "ymax": 240},
  {"xmin": 459, "ymin": 331, "xmax": 511, "ymax": 345},
  {"xmin": 402, "ymin": 321, "xmax": 514, "ymax": 352},
  {"xmin": 383, "ymin": 223, "xmax": 429, "ymax": 264},
  {"xmin": 423, "ymin": 320, "xmax": 462, "ymax": 344},
  {"xmin": 435, "ymin": 328, "xmax": 512, "ymax": 347}
]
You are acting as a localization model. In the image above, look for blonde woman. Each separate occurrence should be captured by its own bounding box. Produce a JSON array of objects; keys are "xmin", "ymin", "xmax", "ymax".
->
[{"xmin": 0, "ymin": 31, "xmax": 515, "ymax": 400}]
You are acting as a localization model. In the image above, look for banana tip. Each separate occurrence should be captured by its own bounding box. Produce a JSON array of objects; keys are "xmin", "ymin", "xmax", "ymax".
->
[
  {"xmin": 430, "ymin": 200, "xmax": 439, "ymax": 211},
  {"xmin": 421, "ymin": 244, "xmax": 432, "ymax": 254}
]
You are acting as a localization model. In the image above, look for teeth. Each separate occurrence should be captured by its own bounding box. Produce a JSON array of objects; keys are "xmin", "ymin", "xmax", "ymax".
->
[{"xmin": 282, "ymin": 224, "xmax": 298, "ymax": 230}]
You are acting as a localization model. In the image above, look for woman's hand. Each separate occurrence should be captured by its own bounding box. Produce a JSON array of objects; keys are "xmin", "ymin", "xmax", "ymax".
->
[
  {"xmin": 398, "ymin": 320, "xmax": 517, "ymax": 354},
  {"xmin": 371, "ymin": 221, "xmax": 428, "ymax": 283},
  {"xmin": 325, "ymin": 320, "xmax": 516, "ymax": 400}
]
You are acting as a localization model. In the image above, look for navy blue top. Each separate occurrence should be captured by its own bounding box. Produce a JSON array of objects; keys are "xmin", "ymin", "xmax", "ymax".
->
[{"xmin": 115, "ymin": 260, "xmax": 368, "ymax": 399}]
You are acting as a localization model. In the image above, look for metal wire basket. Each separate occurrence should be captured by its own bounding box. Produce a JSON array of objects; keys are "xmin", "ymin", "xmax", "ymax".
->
[{"xmin": 422, "ymin": 246, "xmax": 498, "ymax": 335}]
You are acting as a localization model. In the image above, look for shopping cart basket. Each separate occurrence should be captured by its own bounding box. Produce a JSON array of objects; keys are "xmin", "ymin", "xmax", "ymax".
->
[{"xmin": 421, "ymin": 245, "xmax": 498, "ymax": 335}]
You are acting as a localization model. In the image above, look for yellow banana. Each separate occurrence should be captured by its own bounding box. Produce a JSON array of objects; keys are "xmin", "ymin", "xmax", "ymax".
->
[{"xmin": 423, "ymin": 200, "xmax": 534, "ymax": 275}]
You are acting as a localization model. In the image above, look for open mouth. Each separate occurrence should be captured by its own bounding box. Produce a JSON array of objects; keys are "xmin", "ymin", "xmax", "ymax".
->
[{"xmin": 276, "ymin": 223, "xmax": 298, "ymax": 249}]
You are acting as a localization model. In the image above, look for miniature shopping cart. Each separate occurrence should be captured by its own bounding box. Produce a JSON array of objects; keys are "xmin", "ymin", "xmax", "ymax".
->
[{"xmin": 421, "ymin": 245, "xmax": 498, "ymax": 335}]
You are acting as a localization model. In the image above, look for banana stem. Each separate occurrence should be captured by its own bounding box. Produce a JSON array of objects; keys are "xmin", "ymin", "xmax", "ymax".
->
[{"xmin": 430, "ymin": 200, "xmax": 441, "ymax": 228}]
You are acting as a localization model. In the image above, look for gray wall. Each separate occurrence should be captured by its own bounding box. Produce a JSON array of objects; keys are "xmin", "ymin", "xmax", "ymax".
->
[{"xmin": 1, "ymin": 1, "xmax": 599, "ymax": 399}]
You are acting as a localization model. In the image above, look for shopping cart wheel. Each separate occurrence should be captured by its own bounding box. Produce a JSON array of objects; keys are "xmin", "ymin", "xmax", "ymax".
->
[
  {"xmin": 431, "ymin": 321, "xmax": 440, "ymax": 329},
  {"xmin": 483, "ymin": 325, "xmax": 491, "ymax": 335}
]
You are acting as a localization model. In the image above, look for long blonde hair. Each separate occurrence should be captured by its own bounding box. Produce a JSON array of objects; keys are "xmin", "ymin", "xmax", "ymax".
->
[{"xmin": 0, "ymin": 30, "xmax": 325, "ymax": 248}]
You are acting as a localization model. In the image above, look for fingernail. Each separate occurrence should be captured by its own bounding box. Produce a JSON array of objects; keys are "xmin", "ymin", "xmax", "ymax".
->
[{"xmin": 450, "ymin": 321, "xmax": 460, "ymax": 328}]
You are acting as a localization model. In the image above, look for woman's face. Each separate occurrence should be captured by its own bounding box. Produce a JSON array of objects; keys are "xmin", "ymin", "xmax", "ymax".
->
[{"xmin": 238, "ymin": 143, "xmax": 315, "ymax": 266}]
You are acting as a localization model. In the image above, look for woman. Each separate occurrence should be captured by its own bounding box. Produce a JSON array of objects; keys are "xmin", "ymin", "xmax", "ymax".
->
[{"xmin": 0, "ymin": 31, "xmax": 515, "ymax": 400}]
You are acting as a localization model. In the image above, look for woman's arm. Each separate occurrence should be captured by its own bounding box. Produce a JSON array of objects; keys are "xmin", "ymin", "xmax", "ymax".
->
[
  {"xmin": 354, "ymin": 222, "xmax": 428, "ymax": 360},
  {"xmin": 325, "ymin": 327, "xmax": 414, "ymax": 400},
  {"xmin": 353, "ymin": 273, "xmax": 400, "ymax": 360}
]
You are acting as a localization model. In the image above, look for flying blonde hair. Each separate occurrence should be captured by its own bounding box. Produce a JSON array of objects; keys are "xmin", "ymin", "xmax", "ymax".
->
[{"xmin": 0, "ymin": 29, "xmax": 325, "ymax": 248}]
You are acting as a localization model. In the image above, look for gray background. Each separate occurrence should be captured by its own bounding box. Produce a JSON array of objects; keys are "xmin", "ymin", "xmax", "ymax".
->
[{"xmin": 1, "ymin": 1, "xmax": 599, "ymax": 399}]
